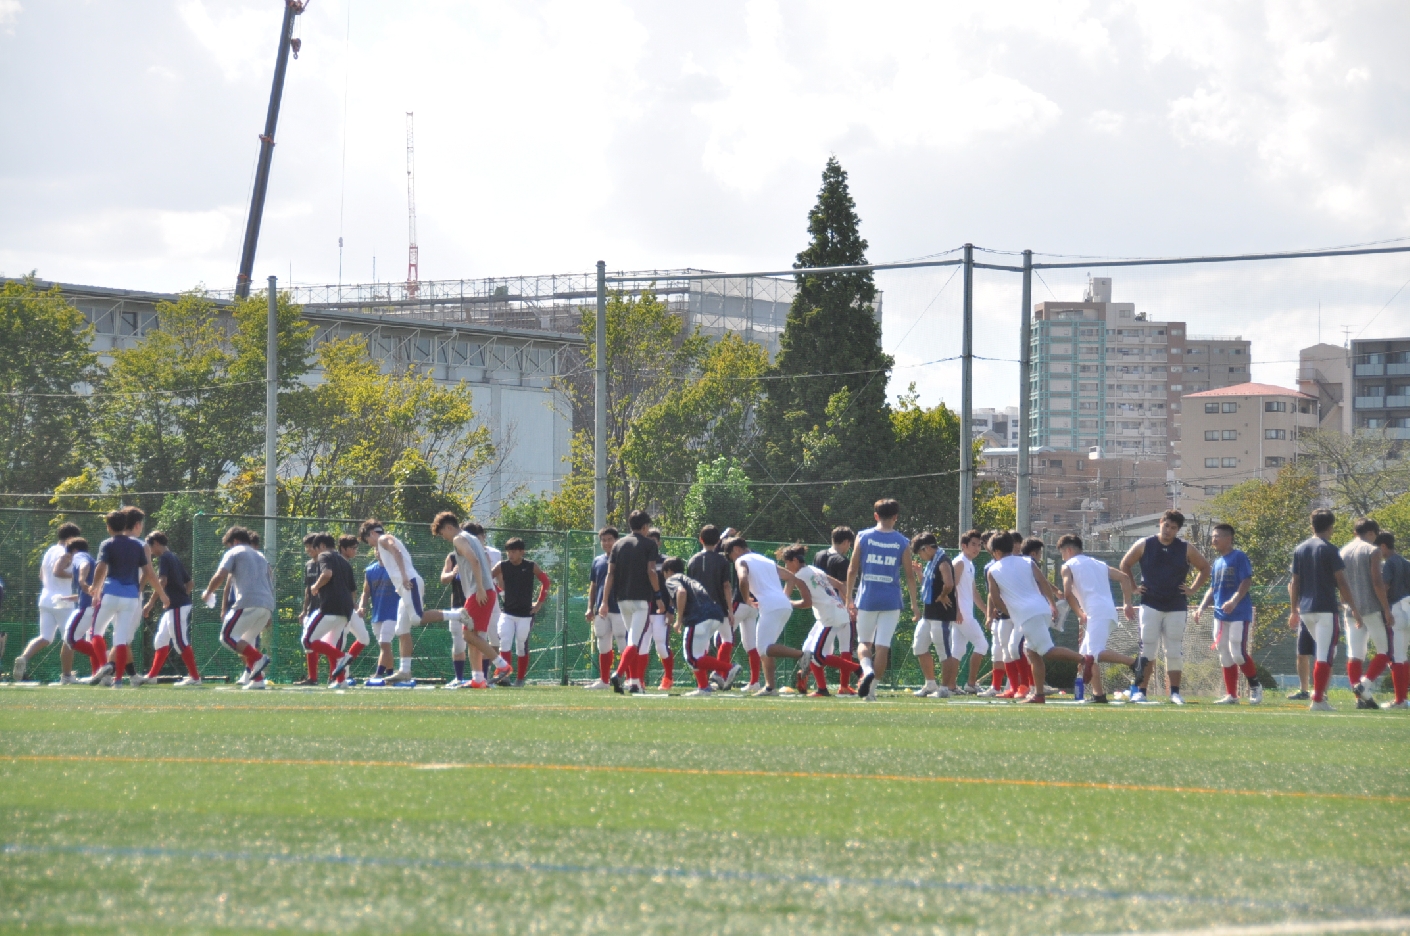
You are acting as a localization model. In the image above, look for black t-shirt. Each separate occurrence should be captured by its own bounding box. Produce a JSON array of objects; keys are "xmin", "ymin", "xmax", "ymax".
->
[
  {"xmin": 304, "ymin": 558, "xmax": 322, "ymax": 613},
  {"xmin": 158, "ymin": 550, "xmax": 192, "ymax": 609},
  {"xmin": 448, "ymin": 552, "xmax": 465, "ymax": 607},
  {"xmin": 315, "ymin": 551, "xmax": 356, "ymax": 617},
  {"xmin": 610, "ymin": 533, "xmax": 659, "ymax": 602},
  {"xmin": 816, "ymin": 547, "xmax": 850, "ymax": 585},
  {"xmin": 687, "ymin": 549, "xmax": 731, "ymax": 610},
  {"xmin": 923, "ymin": 553, "xmax": 957, "ymax": 622},
  {"xmin": 498, "ymin": 559, "xmax": 541, "ymax": 617}
]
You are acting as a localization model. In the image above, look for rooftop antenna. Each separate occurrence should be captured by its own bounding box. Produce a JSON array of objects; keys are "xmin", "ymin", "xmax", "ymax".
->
[{"xmin": 406, "ymin": 111, "xmax": 419, "ymax": 298}]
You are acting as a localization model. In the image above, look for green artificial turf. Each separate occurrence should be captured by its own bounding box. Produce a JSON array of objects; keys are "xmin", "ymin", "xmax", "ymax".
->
[{"xmin": 1, "ymin": 684, "xmax": 1408, "ymax": 935}]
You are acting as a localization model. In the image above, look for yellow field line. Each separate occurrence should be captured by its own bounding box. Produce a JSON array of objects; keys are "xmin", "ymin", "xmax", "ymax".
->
[{"xmin": 3, "ymin": 753, "xmax": 1402, "ymax": 804}]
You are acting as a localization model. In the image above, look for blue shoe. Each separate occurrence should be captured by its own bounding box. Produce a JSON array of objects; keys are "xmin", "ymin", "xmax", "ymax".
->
[
  {"xmin": 365, "ymin": 677, "xmax": 387, "ymax": 688},
  {"xmin": 392, "ymin": 679, "xmax": 416, "ymax": 689}
]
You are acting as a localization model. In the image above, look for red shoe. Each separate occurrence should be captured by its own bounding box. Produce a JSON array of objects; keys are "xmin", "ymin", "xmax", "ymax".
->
[
  {"xmin": 795, "ymin": 667, "xmax": 809, "ymax": 695},
  {"xmin": 658, "ymin": 679, "xmax": 673, "ymax": 691},
  {"xmin": 468, "ymin": 678, "xmax": 488, "ymax": 689},
  {"xmin": 1020, "ymin": 694, "xmax": 1046, "ymax": 704},
  {"xmin": 837, "ymin": 686, "xmax": 857, "ymax": 696},
  {"xmin": 1014, "ymin": 685, "xmax": 1030, "ymax": 699},
  {"xmin": 996, "ymin": 687, "xmax": 1017, "ymax": 699},
  {"xmin": 808, "ymin": 687, "xmax": 831, "ymax": 697}
]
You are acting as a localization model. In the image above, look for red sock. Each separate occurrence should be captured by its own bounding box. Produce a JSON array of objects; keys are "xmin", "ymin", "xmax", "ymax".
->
[
  {"xmin": 820, "ymin": 653, "xmax": 860, "ymax": 673},
  {"xmin": 661, "ymin": 656, "xmax": 674, "ymax": 682},
  {"xmin": 517, "ymin": 652, "xmax": 529, "ymax": 681},
  {"xmin": 1003, "ymin": 661, "xmax": 1019, "ymax": 689},
  {"xmin": 501, "ymin": 650, "xmax": 513, "ymax": 669},
  {"xmin": 694, "ymin": 667, "xmax": 711, "ymax": 688},
  {"xmin": 1239, "ymin": 657, "xmax": 1258, "ymax": 681},
  {"xmin": 1348, "ymin": 657, "xmax": 1363, "ymax": 685},
  {"xmin": 1392, "ymin": 662, "xmax": 1409, "ymax": 703},
  {"xmin": 306, "ymin": 651, "xmax": 319, "ymax": 680},
  {"xmin": 146, "ymin": 647, "xmax": 170, "ymax": 680},
  {"xmin": 179, "ymin": 646, "xmax": 200, "ymax": 679},
  {"xmin": 598, "ymin": 652, "xmax": 613, "ymax": 682},
  {"xmin": 810, "ymin": 662, "xmax": 828, "ymax": 687},
  {"xmin": 615, "ymin": 647, "xmax": 637, "ymax": 678},
  {"xmin": 747, "ymin": 649, "xmax": 761, "ymax": 685},
  {"xmin": 346, "ymin": 641, "xmax": 365, "ymax": 659},
  {"xmin": 91, "ymin": 635, "xmax": 108, "ymax": 667},
  {"xmin": 634, "ymin": 652, "xmax": 648, "ymax": 682},
  {"xmin": 241, "ymin": 644, "xmax": 263, "ymax": 667},
  {"xmin": 1021, "ymin": 658, "xmax": 1035, "ymax": 688},
  {"xmin": 716, "ymin": 641, "xmax": 733, "ymax": 664},
  {"xmin": 71, "ymin": 637, "xmax": 95, "ymax": 665},
  {"xmin": 991, "ymin": 665, "xmax": 1004, "ymax": 689},
  {"xmin": 1313, "ymin": 660, "xmax": 1332, "ymax": 701},
  {"xmin": 1366, "ymin": 653, "xmax": 1390, "ymax": 683},
  {"xmin": 1222, "ymin": 664, "xmax": 1239, "ymax": 696},
  {"xmin": 841, "ymin": 651, "xmax": 855, "ymax": 688},
  {"xmin": 112, "ymin": 644, "xmax": 130, "ymax": 676}
]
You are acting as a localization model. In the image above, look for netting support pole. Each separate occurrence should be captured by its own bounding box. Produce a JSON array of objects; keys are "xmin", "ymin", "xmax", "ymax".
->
[
  {"xmin": 1017, "ymin": 250, "xmax": 1032, "ymax": 533},
  {"xmin": 959, "ymin": 244, "xmax": 974, "ymax": 539},
  {"xmin": 559, "ymin": 531, "xmax": 569, "ymax": 685},
  {"xmin": 265, "ymin": 276, "xmax": 278, "ymax": 575},
  {"xmin": 594, "ymin": 261, "xmax": 607, "ymax": 531}
]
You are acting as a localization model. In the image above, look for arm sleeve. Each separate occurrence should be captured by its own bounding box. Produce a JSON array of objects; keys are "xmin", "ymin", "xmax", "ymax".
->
[
  {"xmin": 216, "ymin": 550, "xmax": 235, "ymax": 574},
  {"xmin": 536, "ymin": 566, "xmax": 552, "ymax": 591},
  {"xmin": 97, "ymin": 540, "xmax": 113, "ymax": 565}
]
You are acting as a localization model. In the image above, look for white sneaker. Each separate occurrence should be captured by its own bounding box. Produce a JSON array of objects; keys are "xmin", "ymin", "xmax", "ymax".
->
[
  {"xmin": 935, "ymin": 686, "xmax": 952, "ymax": 699},
  {"xmin": 1386, "ymin": 700, "xmax": 1410, "ymax": 709},
  {"xmin": 12, "ymin": 655, "xmax": 26, "ymax": 682},
  {"xmin": 742, "ymin": 682, "xmax": 760, "ymax": 694},
  {"xmin": 86, "ymin": 663, "xmax": 114, "ymax": 686},
  {"xmin": 243, "ymin": 678, "xmax": 267, "ymax": 691},
  {"xmin": 583, "ymin": 680, "xmax": 611, "ymax": 690},
  {"xmin": 1170, "ymin": 691, "xmax": 1185, "ymax": 706},
  {"xmin": 237, "ymin": 668, "xmax": 252, "ymax": 686},
  {"xmin": 174, "ymin": 676, "xmax": 202, "ymax": 688},
  {"xmin": 1129, "ymin": 689, "xmax": 1147, "ymax": 703},
  {"xmin": 977, "ymin": 686, "xmax": 998, "ymax": 698},
  {"xmin": 249, "ymin": 655, "xmax": 271, "ymax": 681},
  {"xmin": 1249, "ymin": 686, "xmax": 1263, "ymax": 705},
  {"xmin": 58, "ymin": 673, "xmax": 78, "ymax": 686},
  {"xmin": 129, "ymin": 674, "xmax": 151, "ymax": 687},
  {"xmin": 1354, "ymin": 678, "xmax": 1377, "ymax": 704},
  {"xmin": 683, "ymin": 687, "xmax": 714, "ymax": 697},
  {"xmin": 753, "ymin": 685, "xmax": 777, "ymax": 697},
  {"xmin": 721, "ymin": 664, "xmax": 743, "ymax": 691},
  {"xmin": 913, "ymin": 684, "xmax": 936, "ymax": 698},
  {"xmin": 1309, "ymin": 699, "xmax": 1333, "ymax": 711},
  {"xmin": 961, "ymin": 683, "xmax": 979, "ymax": 695},
  {"xmin": 442, "ymin": 679, "xmax": 463, "ymax": 690},
  {"xmin": 1214, "ymin": 694, "xmax": 1238, "ymax": 705}
]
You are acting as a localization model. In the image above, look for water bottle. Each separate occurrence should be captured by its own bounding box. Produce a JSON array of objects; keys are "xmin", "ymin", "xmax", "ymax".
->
[{"xmin": 1074, "ymin": 673, "xmax": 1085, "ymax": 702}]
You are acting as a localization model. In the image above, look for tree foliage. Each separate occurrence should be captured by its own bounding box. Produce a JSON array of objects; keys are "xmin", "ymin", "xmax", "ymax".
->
[
  {"xmin": 1299, "ymin": 428, "xmax": 1410, "ymax": 517},
  {"xmin": 1203, "ymin": 464, "xmax": 1321, "ymax": 585},
  {"xmin": 682, "ymin": 456, "xmax": 752, "ymax": 535},
  {"xmin": 272, "ymin": 336, "xmax": 495, "ymax": 520},
  {"xmin": 0, "ymin": 278, "xmax": 99, "ymax": 500},
  {"xmin": 887, "ymin": 387, "xmax": 963, "ymax": 540},
  {"xmin": 754, "ymin": 156, "xmax": 895, "ymax": 540}
]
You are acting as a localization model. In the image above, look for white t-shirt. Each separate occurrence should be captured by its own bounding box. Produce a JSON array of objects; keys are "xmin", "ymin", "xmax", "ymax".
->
[
  {"xmin": 38, "ymin": 543, "xmax": 72, "ymax": 608},
  {"xmin": 987, "ymin": 555, "xmax": 1051, "ymax": 624},
  {"xmin": 376, "ymin": 535, "xmax": 423, "ymax": 591},
  {"xmin": 953, "ymin": 554, "xmax": 977, "ymax": 626},
  {"xmin": 1062, "ymin": 554, "xmax": 1118, "ymax": 623},
  {"xmin": 794, "ymin": 564, "xmax": 847, "ymax": 627},
  {"xmin": 737, "ymin": 552, "xmax": 792, "ymax": 616}
]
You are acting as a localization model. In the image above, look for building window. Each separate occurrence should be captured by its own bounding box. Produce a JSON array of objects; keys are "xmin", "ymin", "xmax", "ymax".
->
[
  {"xmin": 1170, "ymin": 384, "xmax": 1183, "ymax": 391},
  {"xmin": 1204, "ymin": 458, "xmax": 1219, "ymax": 468},
  {"xmin": 1203, "ymin": 486, "xmax": 1218, "ymax": 496},
  {"xmin": 1222, "ymin": 457, "xmax": 1238, "ymax": 468},
  {"xmin": 1266, "ymin": 456, "xmax": 1286, "ymax": 468},
  {"xmin": 1298, "ymin": 401, "xmax": 1312, "ymax": 414},
  {"xmin": 1221, "ymin": 430, "xmax": 1237, "ymax": 440},
  {"xmin": 1204, "ymin": 430, "xmax": 1219, "ymax": 441},
  {"xmin": 1204, "ymin": 402, "xmax": 1219, "ymax": 413},
  {"xmin": 1264, "ymin": 429, "xmax": 1286, "ymax": 440},
  {"xmin": 1265, "ymin": 401, "xmax": 1287, "ymax": 412},
  {"xmin": 1222, "ymin": 402, "xmax": 1237, "ymax": 413}
]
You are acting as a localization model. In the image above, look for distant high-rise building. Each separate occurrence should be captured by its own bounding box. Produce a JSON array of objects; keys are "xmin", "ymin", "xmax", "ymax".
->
[
  {"xmin": 1297, "ymin": 343, "xmax": 1352, "ymax": 435},
  {"xmin": 972, "ymin": 406, "xmax": 1020, "ymax": 447},
  {"xmin": 1029, "ymin": 277, "xmax": 1251, "ymax": 466},
  {"xmin": 1347, "ymin": 338, "xmax": 1410, "ymax": 440}
]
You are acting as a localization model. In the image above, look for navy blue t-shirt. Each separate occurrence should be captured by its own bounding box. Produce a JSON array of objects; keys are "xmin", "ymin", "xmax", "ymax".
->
[
  {"xmin": 158, "ymin": 550, "xmax": 191, "ymax": 609},
  {"xmin": 590, "ymin": 553, "xmax": 619, "ymax": 614},
  {"xmin": 1291, "ymin": 535, "xmax": 1344, "ymax": 614},
  {"xmin": 97, "ymin": 536, "xmax": 148, "ymax": 599}
]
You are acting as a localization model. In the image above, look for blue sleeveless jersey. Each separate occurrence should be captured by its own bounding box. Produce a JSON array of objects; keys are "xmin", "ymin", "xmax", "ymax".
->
[
  {"xmin": 1139, "ymin": 536, "xmax": 1189, "ymax": 612},
  {"xmin": 856, "ymin": 527, "xmax": 910, "ymax": 611}
]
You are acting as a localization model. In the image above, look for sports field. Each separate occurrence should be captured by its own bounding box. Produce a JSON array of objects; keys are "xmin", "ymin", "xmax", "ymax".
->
[{"xmin": 2, "ymin": 685, "xmax": 1407, "ymax": 935}]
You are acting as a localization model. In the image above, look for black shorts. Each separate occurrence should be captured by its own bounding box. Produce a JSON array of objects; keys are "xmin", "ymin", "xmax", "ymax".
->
[{"xmin": 1297, "ymin": 621, "xmax": 1316, "ymax": 656}]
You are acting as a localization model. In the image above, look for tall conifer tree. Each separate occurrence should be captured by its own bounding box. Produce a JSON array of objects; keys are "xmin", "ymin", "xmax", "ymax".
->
[{"xmin": 753, "ymin": 157, "xmax": 895, "ymax": 540}]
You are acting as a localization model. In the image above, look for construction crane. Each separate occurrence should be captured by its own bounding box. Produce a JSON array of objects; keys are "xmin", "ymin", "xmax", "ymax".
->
[
  {"xmin": 406, "ymin": 111, "xmax": 419, "ymax": 297},
  {"xmin": 235, "ymin": 0, "xmax": 307, "ymax": 299}
]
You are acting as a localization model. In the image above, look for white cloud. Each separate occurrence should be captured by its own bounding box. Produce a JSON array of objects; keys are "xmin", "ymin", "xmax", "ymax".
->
[
  {"xmin": 0, "ymin": 0, "xmax": 19, "ymax": 32},
  {"xmin": 1087, "ymin": 109, "xmax": 1124, "ymax": 134},
  {"xmin": 178, "ymin": 0, "xmax": 280, "ymax": 83}
]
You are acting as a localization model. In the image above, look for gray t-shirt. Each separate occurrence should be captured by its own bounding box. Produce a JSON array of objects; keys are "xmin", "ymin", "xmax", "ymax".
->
[
  {"xmin": 1340, "ymin": 538, "xmax": 1383, "ymax": 617},
  {"xmin": 218, "ymin": 544, "xmax": 276, "ymax": 611}
]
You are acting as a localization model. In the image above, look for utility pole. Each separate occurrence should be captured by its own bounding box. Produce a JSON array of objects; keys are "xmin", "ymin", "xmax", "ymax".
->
[
  {"xmin": 1017, "ymin": 249, "xmax": 1033, "ymax": 533},
  {"xmin": 265, "ymin": 276, "xmax": 279, "ymax": 564},
  {"xmin": 235, "ymin": 1, "xmax": 305, "ymax": 298},
  {"xmin": 594, "ymin": 261, "xmax": 607, "ymax": 530},
  {"xmin": 959, "ymin": 244, "xmax": 974, "ymax": 539},
  {"xmin": 406, "ymin": 112, "xmax": 419, "ymax": 298}
]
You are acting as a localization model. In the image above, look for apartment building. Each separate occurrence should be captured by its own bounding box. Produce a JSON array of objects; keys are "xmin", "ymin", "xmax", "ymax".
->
[
  {"xmin": 1350, "ymin": 337, "xmax": 1410, "ymax": 439},
  {"xmin": 1296, "ymin": 342, "xmax": 1352, "ymax": 434},
  {"xmin": 979, "ymin": 446, "xmax": 1168, "ymax": 535},
  {"xmin": 1030, "ymin": 277, "xmax": 1251, "ymax": 466},
  {"xmin": 1174, "ymin": 383, "xmax": 1317, "ymax": 509},
  {"xmin": 972, "ymin": 406, "xmax": 1021, "ymax": 448}
]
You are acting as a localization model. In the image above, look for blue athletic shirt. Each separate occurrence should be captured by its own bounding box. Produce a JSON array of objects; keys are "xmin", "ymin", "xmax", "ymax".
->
[
  {"xmin": 1290, "ymin": 535, "xmax": 1344, "ymax": 614},
  {"xmin": 364, "ymin": 561, "xmax": 401, "ymax": 622},
  {"xmin": 1209, "ymin": 548, "xmax": 1253, "ymax": 621},
  {"xmin": 1138, "ymin": 536, "xmax": 1189, "ymax": 612},
  {"xmin": 855, "ymin": 527, "xmax": 910, "ymax": 612},
  {"xmin": 97, "ymin": 535, "xmax": 147, "ymax": 599},
  {"xmin": 590, "ymin": 553, "xmax": 619, "ymax": 614},
  {"xmin": 72, "ymin": 551, "xmax": 95, "ymax": 611}
]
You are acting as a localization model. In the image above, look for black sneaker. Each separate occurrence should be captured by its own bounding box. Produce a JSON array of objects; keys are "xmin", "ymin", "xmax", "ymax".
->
[
  {"xmin": 609, "ymin": 674, "xmax": 624, "ymax": 695},
  {"xmin": 628, "ymin": 683, "xmax": 642, "ymax": 695},
  {"xmin": 1091, "ymin": 693, "xmax": 1109, "ymax": 704},
  {"xmin": 292, "ymin": 677, "xmax": 319, "ymax": 687},
  {"xmin": 857, "ymin": 671, "xmax": 876, "ymax": 701},
  {"xmin": 1287, "ymin": 689, "xmax": 1310, "ymax": 701},
  {"xmin": 1357, "ymin": 696, "xmax": 1381, "ymax": 710}
]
